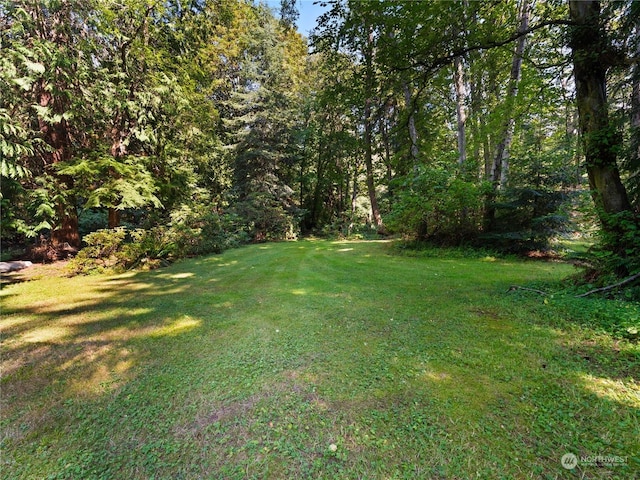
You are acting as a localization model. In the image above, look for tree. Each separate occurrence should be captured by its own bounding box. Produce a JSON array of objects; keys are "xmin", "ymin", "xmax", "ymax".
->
[
  {"xmin": 569, "ymin": 0, "xmax": 638, "ymax": 274},
  {"xmin": 224, "ymin": 4, "xmax": 308, "ymax": 240},
  {"xmin": 1, "ymin": 0, "xmax": 238, "ymax": 252},
  {"xmin": 362, "ymin": 15, "xmax": 384, "ymax": 231},
  {"xmin": 492, "ymin": 0, "xmax": 530, "ymax": 191},
  {"xmin": 569, "ymin": 0, "xmax": 631, "ymax": 217},
  {"xmin": 279, "ymin": 0, "xmax": 299, "ymax": 31},
  {"xmin": 453, "ymin": 57, "xmax": 467, "ymax": 168},
  {"xmin": 0, "ymin": 0, "xmax": 102, "ymax": 248},
  {"xmin": 484, "ymin": 0, "xmax": 531, "ymax": 230},
  {"xmin": 312, "ymin": 0, "xmax": 388, "ymax": 232}
]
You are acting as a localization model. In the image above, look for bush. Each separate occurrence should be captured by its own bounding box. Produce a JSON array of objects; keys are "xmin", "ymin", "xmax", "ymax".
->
[
  {"xmin": 231, "ymin": 192, "xmax": 301, "ymax": 242},
  {"xmin": 78, "ymin": 209, "xmax": 108, "ymax": 236},
  {"xmin": 69, "ymin": 227, "xmax": 176, "ymax": 274},
  {"xmin": 68, "ymin": 228, "xmax": 128, "ymax": 274},
  {"xmin": 575, "ymin": 210, "xmax": 640, "ymax": 298},
  {"xmin": 124, "ymin": 227, "xmax": 174, "ymax": 267},
  {"xmin": 593, "ymin": 211, "xmax": 640, "ymax": 276},
  {"xmin": 68, "ymin": 208, "xmax": 252, "ymax": 274},
  {"xmin": 319, "ymin": 217, "xmax": 379, "ymax": 239},
  {"xmin": 386, "ymin": 164, "xmax": 483, "ymax": 244},
  {"xmin": 480, "ymin": 187, "xmax": 573, "ymax": 253},
  {"xmin": 170, "ymin": 205, "xmax": 250, "ymax": 256}
]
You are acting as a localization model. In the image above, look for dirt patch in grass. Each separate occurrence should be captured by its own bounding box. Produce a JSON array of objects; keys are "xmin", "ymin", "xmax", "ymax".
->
[{"xmin": 0, "ymin": 260, "xmax": 69, "ymax": 286}]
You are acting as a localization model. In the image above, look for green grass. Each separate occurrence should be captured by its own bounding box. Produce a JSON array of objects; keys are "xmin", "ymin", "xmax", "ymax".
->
[{"xmin": 1, "ymin": 239, "xmax": 638, "ymax": 479}]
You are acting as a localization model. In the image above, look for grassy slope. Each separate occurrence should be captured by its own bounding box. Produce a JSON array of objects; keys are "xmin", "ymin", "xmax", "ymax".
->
[{"xmin": 1, "ymin": 239, "xmax": 638, "ymax": 479}]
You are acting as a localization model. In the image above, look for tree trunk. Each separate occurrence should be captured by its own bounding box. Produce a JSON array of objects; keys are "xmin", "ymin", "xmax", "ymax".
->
[
  {"xmin": 403, "ymin": 82, "xmax": 420, "ymax": 168},
  {"xmin": 491, "ymin": 0, "xmax": 530, "ymax": 190},
  {"xmin": 309, "ymin": 140, "xmax": 328, "ymax": 229},
  {"xmin": 52, "ymin": 199, "xmax": 80, "ymax": 249},
  {"xmin": 108, "ymin": 208, "xmax": 121, "ymax": 229},
  {"xmin": 453, "ymin": 57, "xmax": 467, "ymax": 167},
  {"xmin": 351, "ymin": 164, "xmax": 358, "ymax": 218},
  {"xmin": 363, "ymin": 23, "xmax": 384, "ymax": 231},
  {"xmin": 29, "ymin": 2, "xmax": 81, "ymax": 250},
  {"xmin": 569, "ymin": 0, "xmax": 632, "ymax": 220},
  {"xmin": 364, "ymin": 96, "xmax": 383, "ymax": 230},
  {"xmin": 107, "ymin": 137, "xmax": 126, "ymax": 229},
  {"xmin": 379, "ymin": 99, "xmax": 393, "ymax": 186},
  {"xmin": 37, "ymin": 85, "xmax": 81, "ymax": 249},
  {"xmin": 633, "ymin": 74, "xmax": 640, "ymax": 163},
  {"xmin": 484, "ymin": 0, "xmax": 529, "ymax": 231},
  {"xmin": 631, "ymin": 13, "xmax": 640, "ymax": 173}
]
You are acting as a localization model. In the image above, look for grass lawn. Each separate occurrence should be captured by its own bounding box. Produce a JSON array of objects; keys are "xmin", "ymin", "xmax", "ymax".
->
[{"xmin": 1, "ymin": 239, "xmax": 638, "ymax": 479}]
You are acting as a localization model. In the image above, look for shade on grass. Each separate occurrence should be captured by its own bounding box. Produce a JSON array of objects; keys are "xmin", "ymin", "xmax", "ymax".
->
[{"xmin": 1, "ymin": 239, "xmax": 638, "ymax": 479}]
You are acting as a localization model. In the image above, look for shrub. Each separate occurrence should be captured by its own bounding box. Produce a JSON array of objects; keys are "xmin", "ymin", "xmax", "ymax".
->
[
  {"xmin": 68, "ymin": 227, "xmax": 174, "ymax": 274},
  {"xmin": 596, "ymin": 211, "xmax": 640, "ymax": 275},
  {"xmin": 124, "ymin": 227, "xmax": 174, "ymax": 268},
  {"xmin": 170, "ymin": 205, "xmax": 250, "ymax": 257},
  {"xmin": 78, "ymin": 208, "xmax": 108, "ymax": 236},
  {"xmin": 68, "ymin": 209, "xmax": 252, "ymax": 274},
  {"xmin": 480, "ymin": 187, "xmax": 573, "ymax": 253},
  {"xmin": 386, "ymin": 164, "xmax": 483, "ymax": 244},
  {"xmin": 578, "ymin": 210, "xmax": 640, "ymax": 297},
  {"xmin": 68, "ymin": 228, "xmax": 128, "ymax": 274},
  {"xmin": 232, "ymin": 192, "xmax": 301, "ymax": 242}
]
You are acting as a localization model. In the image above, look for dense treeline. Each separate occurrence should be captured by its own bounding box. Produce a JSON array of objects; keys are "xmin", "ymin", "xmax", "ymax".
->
[
  {"xmin": 1, "ymin": 0, "xmax": 639, "ymax": 285},
  {"xmin": 1, "ymin": 0, "xmax": 309, "ymax": 267}
]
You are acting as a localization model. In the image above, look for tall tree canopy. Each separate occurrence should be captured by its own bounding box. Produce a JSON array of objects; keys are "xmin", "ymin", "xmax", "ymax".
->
[{"xmin": 2, "ymin": 0, "xmax": 638, "ymax": 282}]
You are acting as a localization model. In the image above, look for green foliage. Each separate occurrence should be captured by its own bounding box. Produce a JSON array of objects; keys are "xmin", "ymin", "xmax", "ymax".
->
[
  {"xmin": 586, "ymin": 210, "xmax": 640, "ymax": 282},
  {"xmin": 0, "ymin": 0, "xmax": 238, "ymax": 248},
  {"xmin": 317, "ymin": 207, "xmax": 376, "ymax": 239},
  {"xmin": 69, "ymin": 206, "xmax": 253, "ymax": 274},
  {"xmin": 232, "ymin": 192, "xmax": 302, "ymax": 242},
  {"xmin": 0, "ymin": 26, "xmax": 47, "ymax": 184},
  {"xmin": 481, "ymin": 187, "xmax": 574, "ymax": 252},
  {"xmin": 56, "ymin": 155, "xmax": 162, "ymax": 211},
  {"xmin": 169, "ymin": 204, "xmax": 250, "ymax": 256},
  {"xmin": 224, "ymin": 6, "xmax": 308, "ymax": 235},
  {"xmin": 68, "ymin": 227, "xmax": 173, "ymax": 274},
  {"xmin": 2, "ymin": 0, "xmax": 637, "ymax": 291},
  {"xmin": 560, "ymin": 295, "xmax": 640, "ymax": 339},
  {"xmin": 511, "ymin": 278, "xmax": 640, "ymax": 339},
  {"xmin": 386, "ymin": 162, "xmax": 483, "ymax": 243},
  {"xmin": 67, "ymin": 228, "xmax": 123, "ymax": 274},
  {"xmin": 21, "ymin": 182, "xmax": 57, "ymax": 237},
  {"xmin": 1, "ymin": 174, "xmax": 58, "ymax": 241},
  {"xmin": 0, "ymin": 178, "xmax": 26, "ymax": 242},
  {"xmin": 78, "ymin": 209, "xmax": 108, "ymax": 236},
  {"xmin": 67, "ymin": 227, "xmax": 128, "ymax": 273}
]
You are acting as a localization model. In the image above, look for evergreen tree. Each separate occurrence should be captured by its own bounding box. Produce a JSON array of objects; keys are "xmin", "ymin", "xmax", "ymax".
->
[{"xmin": 224, "ymin": 4, "xmax": 308, "ymax": 240}]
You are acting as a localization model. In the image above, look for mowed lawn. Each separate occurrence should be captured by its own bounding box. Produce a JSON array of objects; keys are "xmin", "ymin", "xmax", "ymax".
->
[{"xmin": 1, "ymin": 239, "xmax": 638, "ymax": 479}]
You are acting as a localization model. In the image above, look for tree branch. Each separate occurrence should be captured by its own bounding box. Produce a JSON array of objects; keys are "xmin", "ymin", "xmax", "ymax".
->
[
  {"xmin": 399, "ymin": 19, "xmax": 576, "ymax": 74},
  {"xmin": 508, "ymin": 285, "xmax": 548, "ymax": 295},
  {"xmin": 575, "ymin": 273, "xmax": 640, "ymax": 298}
]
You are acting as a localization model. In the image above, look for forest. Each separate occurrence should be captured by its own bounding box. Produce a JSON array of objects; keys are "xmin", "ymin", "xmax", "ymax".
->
[
  {"xmin": 2, "ymin": 2, "xmax": 640, "ymax": 478},
  {"xmin": 1, "ymin": 0, "xmax": 640, "ymax": 286}
]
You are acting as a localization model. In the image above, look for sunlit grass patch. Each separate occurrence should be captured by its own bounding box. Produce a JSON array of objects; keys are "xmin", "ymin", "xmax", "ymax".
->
[{"xmin": 579, "ymin": 374, "xmax": 640, "ymax": 408}]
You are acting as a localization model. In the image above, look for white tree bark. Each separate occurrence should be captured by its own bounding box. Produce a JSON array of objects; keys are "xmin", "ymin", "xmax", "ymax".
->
[
  {"xmin": 453, "ymin": 56, "xmax": 467, "ymax": 167},
  {"xmin": 403, "ymin": 82, "xmax": 420, "ymax": 167},
  {"xmin": 491, "ymin": 0, "xmax": 530, "ymax": 189}
]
